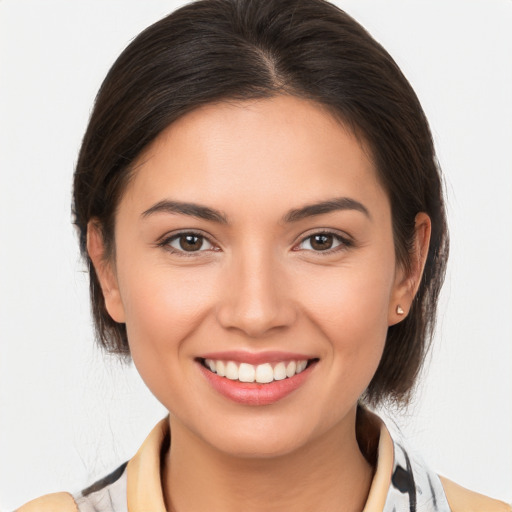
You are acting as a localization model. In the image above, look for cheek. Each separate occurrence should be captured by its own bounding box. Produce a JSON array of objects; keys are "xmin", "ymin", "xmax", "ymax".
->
[
  {"xmin": 116, "ymin": 260, "xmax": 215, "ymax": 394},
  {"xmin": 122, "ymin": 271, "xmax": 205, "ymax": 339},
  {"xmin": 295, "ymin": 255, "xmax": 394, "ymax": 381},
  {"xmin": 299, "ymin": 262, "xmax": 393, "ymax": 338}
]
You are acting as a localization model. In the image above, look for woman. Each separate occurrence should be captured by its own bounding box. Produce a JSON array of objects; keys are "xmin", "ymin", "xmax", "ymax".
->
[{"xmin": 14, "ymin": 0, "xmax": 511, "ymax": 510}]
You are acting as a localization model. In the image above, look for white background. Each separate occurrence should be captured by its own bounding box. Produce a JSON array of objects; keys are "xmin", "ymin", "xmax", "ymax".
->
[{"xmin": 0, "ymin": 0, "xmax": 511, "ymax": 509}]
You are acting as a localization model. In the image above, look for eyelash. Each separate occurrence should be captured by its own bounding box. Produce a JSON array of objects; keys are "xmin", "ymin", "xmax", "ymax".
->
[
  {"xmin": 157, "ymin": 230, "xmax": 217, "ymax": 258},
  {"xmin": 293, "ymin": 230, "xmax": 353, "ymax": 254},
  {"xmin": 157, "ymin": 230, "xmax": 353, "ymax": 257}
]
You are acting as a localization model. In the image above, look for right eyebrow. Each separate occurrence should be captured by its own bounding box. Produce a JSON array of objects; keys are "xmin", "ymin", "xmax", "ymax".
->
[
  {"xmin": 282, "ymin": 197, "xmax": 371, "ymax": 223},
  {"xmin": 141, "ymin": 200, "xmax": 229, "ymax": 224}
]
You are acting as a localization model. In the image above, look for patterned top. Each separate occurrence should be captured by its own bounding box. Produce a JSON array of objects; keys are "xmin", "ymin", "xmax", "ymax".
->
[{"xmin": 17, "ymin": 411, "xmax": 511, "ymax": 511}]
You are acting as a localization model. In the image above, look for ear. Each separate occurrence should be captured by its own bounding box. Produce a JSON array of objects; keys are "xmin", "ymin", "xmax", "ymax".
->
[
  {"xmin": 86, "ymin": 221, "xmax": 126, "ymax": 323},
  {"xmin": 388, "ymin": 212, "xmax": 431, "ymax": 326}
]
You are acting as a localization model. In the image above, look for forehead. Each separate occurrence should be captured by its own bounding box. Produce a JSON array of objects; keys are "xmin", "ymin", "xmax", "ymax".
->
[{"xmin": 121, "ymin": 95, "xmax": 387, "ymax": 219}]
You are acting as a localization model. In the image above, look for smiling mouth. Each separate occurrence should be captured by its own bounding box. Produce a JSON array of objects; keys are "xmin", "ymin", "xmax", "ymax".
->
[{"xmin": 198, "ymin": 358, "xmax": 318, "ymax": 384}]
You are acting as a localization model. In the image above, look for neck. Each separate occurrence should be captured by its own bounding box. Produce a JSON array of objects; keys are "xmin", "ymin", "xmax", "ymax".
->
[{"xmin": 162, "ymin": 408, "xmax": 374, "ymax": 512}]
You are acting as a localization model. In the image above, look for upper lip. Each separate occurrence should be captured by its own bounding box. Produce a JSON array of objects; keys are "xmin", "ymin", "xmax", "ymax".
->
[{"xmin": 197, "ymin": 350, "xmax": 315, "ymax": 365}]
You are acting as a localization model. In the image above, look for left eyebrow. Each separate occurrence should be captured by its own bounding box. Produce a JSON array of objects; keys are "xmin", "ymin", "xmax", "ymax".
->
[
  {"xmin": 141, "ymin": 200, "xmax": 228, "ymax": 224},
  {"xmin": 282, "ymin": 197, "xmax": 371, "ymax": 223}
]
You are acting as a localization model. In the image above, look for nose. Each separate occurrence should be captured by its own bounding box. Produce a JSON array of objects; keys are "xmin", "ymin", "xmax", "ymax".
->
[{"xmin": 215, "ymin": 250, "xmax": 297, "ymax": 338}]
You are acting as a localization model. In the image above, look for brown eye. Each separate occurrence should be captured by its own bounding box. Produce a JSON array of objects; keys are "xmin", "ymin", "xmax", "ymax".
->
[
  {"xmin": 296, "ymin": 232, "xmax": 347, "ymax": 253},
  {"xmin": 310, "ymin": 234, "xmax": 334, "ymax": 250},
  {"xmin": 180, "ymin": 234, "xmax": 203, "ymax": 251},
  {"xmin": 167, "ymin": 233, "xmax": 214, "ymax": 252}
]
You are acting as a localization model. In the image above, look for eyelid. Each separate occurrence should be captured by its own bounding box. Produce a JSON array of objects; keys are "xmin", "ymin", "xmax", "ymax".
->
[
  {"xmin": 292, "ymin": 229, "xmax": 354, "ymax": 253},
  {"xmin": 156, "ymin": 229, "xmax": 221, "ymax": 255}
]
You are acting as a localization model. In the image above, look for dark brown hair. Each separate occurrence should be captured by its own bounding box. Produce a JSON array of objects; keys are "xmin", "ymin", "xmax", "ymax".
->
[{"xmin": 73, "ymin": 0, "xmax": 448, "ymax": 406}]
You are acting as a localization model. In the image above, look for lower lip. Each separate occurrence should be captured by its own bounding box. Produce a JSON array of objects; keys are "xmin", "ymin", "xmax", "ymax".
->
[{"xmin": 198, "ymin": 362, "xmax": 316, "ymax": 406}]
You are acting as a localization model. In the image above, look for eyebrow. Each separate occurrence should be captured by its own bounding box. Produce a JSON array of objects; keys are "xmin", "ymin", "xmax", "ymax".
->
[
  {"xmin": 283, "ymin": 197, "xmax": 371, "ymax": 223},
  {"xmin": 141, "ymin": 200, "xmax": 229, "ymax": 224},
  {"xmin": 141, "ymin": 196, "xmax": 370, "ymax": 224}
]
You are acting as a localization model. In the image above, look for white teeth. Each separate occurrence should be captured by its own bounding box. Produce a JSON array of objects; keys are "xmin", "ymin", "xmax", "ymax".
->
[
  {"xmin": 238, "ymin": 362, "xmax": 256, "ymax": 382},
  {"xmin": 285, "ymin": 361, "xmax": 297, "ymax": 378},
  {"xmin": 204, "ymin": 358, "xmax": 311, "ymax": 383},
  {"xmin": 216, "ymin": 360, "xmax": 226, "ymax": 377},
  {"xmin": 273, "ymin": 362, "xmax": 287, "ymax": 381},
  {"xmin": 225, "ymin": 361, "xmax": 239, "ymax": 380},
  {"xmin": 296, "ymin": 360, "xmax": 307, "ymax": 373},
  {"xmin": 255, "ymin": 363, "xmax": 274, "ymax": 384}
]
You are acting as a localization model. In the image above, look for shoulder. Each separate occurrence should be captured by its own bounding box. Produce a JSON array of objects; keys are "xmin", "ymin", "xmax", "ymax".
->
[
  {"xmin": 440, "ymin": 476, "xmax": 512, "ymax": 512},
  {"xmin": 15, "ymin": 462, "xmax": 128, "ymax": 512},
  {"xmin": 13, "ymin": 418, "xmax": 168, "ymax": 512},
  {"xmin": 15, "ymin": 492, "xmax": 78, "ymax": 512},
  {"xmin": 370, "ymin": 409, "xmax": 511, "ymax": 512}
]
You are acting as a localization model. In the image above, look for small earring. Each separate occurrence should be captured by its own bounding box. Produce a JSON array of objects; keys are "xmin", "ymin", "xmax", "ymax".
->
[{"xmin": 396, "ymin": 305, "xmax": 404, "ymax": 315}]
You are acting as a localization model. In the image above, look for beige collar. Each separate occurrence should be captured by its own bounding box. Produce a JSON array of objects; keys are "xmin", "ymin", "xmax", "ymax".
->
[
  {"xmin": 125, "ymin": 413, "xmax": 395, "ymax": 512},
  {"xmin": 126, "ymin": 418, "xmax": 168, "ymax": 512},
  {"xmin": 362, "ymin": 418, "xmax": 394, "ymax": 511}
]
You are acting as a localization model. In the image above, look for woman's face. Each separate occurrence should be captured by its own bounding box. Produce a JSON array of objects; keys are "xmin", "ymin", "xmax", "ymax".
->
[{"xmin": 92, "ymin": 95, "xmax": 415, "ymax": 457}]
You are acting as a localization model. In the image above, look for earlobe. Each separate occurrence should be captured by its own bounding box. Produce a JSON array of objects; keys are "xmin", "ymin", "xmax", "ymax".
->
[
  {"xmin": 388, "ymin": 213, "xmax": 431, "ymax": 325},
  {"xmin": 86, "ymin": 221, "xmax": 126, "ymax": 323}
]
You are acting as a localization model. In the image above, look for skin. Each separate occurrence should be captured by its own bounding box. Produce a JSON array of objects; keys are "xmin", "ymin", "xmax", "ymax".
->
[{"xmin": 88, "ymin": 95, "xmax": 430, "ymax": 512}]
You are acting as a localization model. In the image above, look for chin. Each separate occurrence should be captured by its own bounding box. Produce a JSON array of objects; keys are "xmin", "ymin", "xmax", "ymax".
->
[
  {"xmin": 183, "ymin": 408, "xmax": 329, "ymax": 460},
  {"xmin": 209, "ymin": 427, "xmax": 310, "ymax": 459}
]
